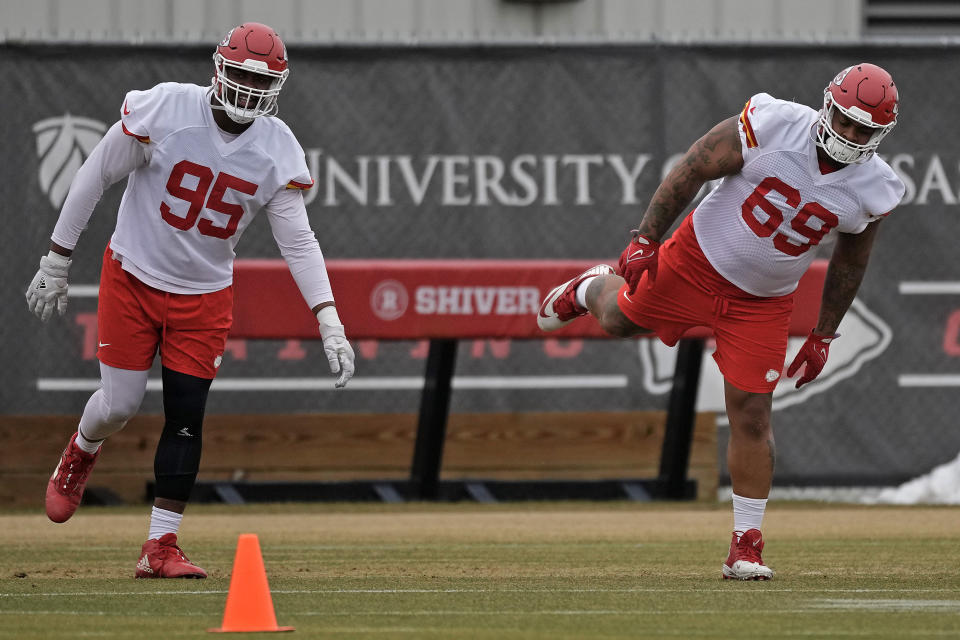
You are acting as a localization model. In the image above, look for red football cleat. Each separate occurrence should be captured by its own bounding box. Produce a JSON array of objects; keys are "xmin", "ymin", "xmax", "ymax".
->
[
  {"xmin": 723, "ymin": 528, "xmax": 774, "ymax": 580},
  {"xmin": 135, "ymin": 533, "xmax": 207, "ymax": 579},
  {"xmin": 46, "ymin": 432, "xmax": 100, "ymax": 523},
  {"xmin": 537, "ymin": 264, "xmax": 615, "ymax": 331}
]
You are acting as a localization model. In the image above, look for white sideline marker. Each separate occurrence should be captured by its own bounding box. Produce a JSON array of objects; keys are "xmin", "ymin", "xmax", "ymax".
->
[
  {"xmin": 898, "ymin": 375, "xmax": 960, "ymax": 387},
  {"xmin": 899, "ymin": 281, "xmax": 960, "ymax": 295},
  {"xmin": 37, "ymin": 375, "xmax": 628, "ymax": 392},
  {"xmin": 4, "ymin": 586, "xmax": 957, "ymax": 598}
]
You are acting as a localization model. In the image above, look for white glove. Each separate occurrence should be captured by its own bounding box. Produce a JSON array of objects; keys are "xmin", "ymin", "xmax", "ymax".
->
[
  {"xmin": 317, "ymin": 305, "xmax": 355, "ymax": 388},
  {"xmin": 26, "ymin": 251, "xmax": 72, "ymax": 321}
]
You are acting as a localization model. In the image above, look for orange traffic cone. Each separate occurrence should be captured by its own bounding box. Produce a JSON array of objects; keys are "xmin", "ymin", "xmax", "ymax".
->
[{"xmin": 208, "ymin": 533, "xmax": 294, "ymax": 633}]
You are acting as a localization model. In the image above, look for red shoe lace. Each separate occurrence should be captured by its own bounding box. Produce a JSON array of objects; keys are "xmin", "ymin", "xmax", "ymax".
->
[
  {"xmin": 54, "ymin": 447, "xmax": 95, "ymax": 496},
  {"xmin": 157, "ymin": 540, "xmax": 192, "ymax": 564},
  {"xmin": 736, "ymin": 538, "xmax": 764, "ymax": 565},
  {"xmin": 553, "ymin": 286, "xmax": 586, "ymax": 320}
]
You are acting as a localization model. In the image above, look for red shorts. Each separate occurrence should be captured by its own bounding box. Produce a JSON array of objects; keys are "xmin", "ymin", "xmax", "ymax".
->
[
  {"xmin": 96, "ymin": 246, "xmax": 233, "ymax": 379},
  {"xmin": 617, "ymin": 217, "xmax": 793, "ymax": 393}
]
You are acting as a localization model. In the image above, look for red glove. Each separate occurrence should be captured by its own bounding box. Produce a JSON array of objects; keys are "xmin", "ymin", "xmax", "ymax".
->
[
  {"xmin": 616, "ymin": 230, "xmax": 660, "ymax": 295},
  {"xmin": 786, "ymin": 330, "xmax": 839, "ymax": 389}
]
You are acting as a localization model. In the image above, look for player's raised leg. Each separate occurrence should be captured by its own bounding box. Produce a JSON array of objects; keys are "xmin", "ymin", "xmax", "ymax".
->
[
  {"xmin": 537, "ymin": 264, "xmax": 654, "ymax": 341},
  {"xmin": 537, "ymin": 265, "xmax": 615, "ymax": 331}
]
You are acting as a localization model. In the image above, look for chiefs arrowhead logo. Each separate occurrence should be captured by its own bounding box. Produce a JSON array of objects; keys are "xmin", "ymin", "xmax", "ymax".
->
[
  {"xmin": 636, "ymin": 297, "xmax": 891, "ymax": 414},
  {"xmin": 219, "ymin": 27, "xmax": 235, "ymax": 47},
  {"xmin": 33, "ymin": 114, "xmax": 107, "ymax": 209},
  {"xmin": 833, "ymin": 66, "xmax": 853, "ymax": 87}
]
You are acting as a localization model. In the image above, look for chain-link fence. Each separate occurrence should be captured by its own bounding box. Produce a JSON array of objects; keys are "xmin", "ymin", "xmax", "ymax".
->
[{"xmin": 4, "ymin": 43, "xmax": 957, "ymax": 485}]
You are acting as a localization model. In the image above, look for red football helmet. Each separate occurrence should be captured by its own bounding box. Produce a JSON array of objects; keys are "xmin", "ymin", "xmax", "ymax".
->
[
  {"xmin": 815, "ymin": 63, "xmax": 898, "ymax": 164},
  {"xmin": 211, "ymin": 22, "xmax": 289, "ymax": 123}
]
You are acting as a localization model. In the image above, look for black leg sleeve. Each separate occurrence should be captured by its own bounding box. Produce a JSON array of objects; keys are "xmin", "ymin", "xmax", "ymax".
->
[{"xmin": 154, "ymin": 367, "xmax": 212, "ymax": 502}]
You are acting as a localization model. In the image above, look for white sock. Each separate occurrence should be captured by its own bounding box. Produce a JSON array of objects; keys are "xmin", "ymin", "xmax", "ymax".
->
[
  {"xmin": 732, "ymin": 493, "xmax": 767, "ymax": 537},
  {"xmin": 75, "ymin": 428, "xmax": 102, "ymax": 454},
  {"xmin": 148, "ymin": 506, "xmax": 183, "ymax": 541},
  {"xmin": 574, "ymin": 277, "xmax": 598, "ymax": 309}
]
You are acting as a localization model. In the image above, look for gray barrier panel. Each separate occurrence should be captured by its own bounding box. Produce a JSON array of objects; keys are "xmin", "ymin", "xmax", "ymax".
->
[{"xmin": 5, "ymin": 44, "xmax": 958, "ymax": 484}]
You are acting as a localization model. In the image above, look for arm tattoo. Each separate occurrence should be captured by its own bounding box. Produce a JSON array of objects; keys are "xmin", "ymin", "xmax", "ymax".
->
[
  {"xmin": 637, "ymin": 116, "xmax": 744, "ymax": 240},
  {"xmin": 817, "ymin": 225, "xmax": 880, "ymax": 334},
  {"xmin": 817, "ymin": 261, "xmax": 867, "ymax": 333}
]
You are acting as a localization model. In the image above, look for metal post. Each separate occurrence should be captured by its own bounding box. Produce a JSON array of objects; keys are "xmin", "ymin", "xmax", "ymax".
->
[
  {"xmin": 409, "ymin": 339, "xmax": 458, "ymax": 500},
  {"xmin": 658, "ymin": 337, "xmax": 705, "ymax": 499}
]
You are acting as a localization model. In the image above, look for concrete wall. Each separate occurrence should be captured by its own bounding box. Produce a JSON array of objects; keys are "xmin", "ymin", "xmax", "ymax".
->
[{"xmin": 0, "ymin": 0, "xmax": 863, "ymax": 44}]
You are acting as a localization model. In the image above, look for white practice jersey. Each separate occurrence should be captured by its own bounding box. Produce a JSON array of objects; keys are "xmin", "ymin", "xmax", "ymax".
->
[
  {"xmin": 111, "ymin": 82, "xmax": 314, "ymax": 292},
  {"xmin": 692, "ymin": 92, "xmax": 905, "ymax": 297}
]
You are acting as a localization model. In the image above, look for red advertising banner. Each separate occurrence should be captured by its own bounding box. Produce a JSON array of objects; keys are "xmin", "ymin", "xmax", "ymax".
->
[{"xmin": 231, "ymin": 259, "xmax": 827, "ymax": 341}]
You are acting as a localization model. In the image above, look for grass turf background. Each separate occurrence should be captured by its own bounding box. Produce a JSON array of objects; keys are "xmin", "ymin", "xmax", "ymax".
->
[{"xmin": 2, "ymin": 502, "xmax": 958, "ymax": 639}]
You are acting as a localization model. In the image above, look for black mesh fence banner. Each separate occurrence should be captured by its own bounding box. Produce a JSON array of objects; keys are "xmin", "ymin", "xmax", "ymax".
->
[{"xmin": 3, "ymin": 43, "xmax": 958, "ymax": 485}]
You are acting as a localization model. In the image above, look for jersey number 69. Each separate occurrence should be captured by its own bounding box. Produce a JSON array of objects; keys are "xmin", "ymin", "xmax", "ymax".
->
[{"xmin": 741, "ymin": 176, "xmax": 839, "ymax": 256}]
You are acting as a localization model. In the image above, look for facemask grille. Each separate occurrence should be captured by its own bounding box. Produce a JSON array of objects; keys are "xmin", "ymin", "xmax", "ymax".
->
[
  {"xmin": 814, "ymin": 94, "xmax": 894, "ymax": 165},
  {"xmin": 211, "ymin": 54, "xmax": 288, "ymax": 123}
]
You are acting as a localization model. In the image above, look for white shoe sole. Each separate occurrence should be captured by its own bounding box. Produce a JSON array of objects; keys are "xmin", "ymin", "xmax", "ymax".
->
[
  {"xmin": 536, "ymin": 283, "xmax": 573, "ymax": 331},
  {"xmin": 722, "ymin": 561, "xmax": 774, "ymax": 580}
]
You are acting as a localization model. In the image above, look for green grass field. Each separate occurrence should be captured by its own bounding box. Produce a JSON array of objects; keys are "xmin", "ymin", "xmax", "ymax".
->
[{"xmin": 2, "ymin": 502, "xmax": 959, "ymax": 639}]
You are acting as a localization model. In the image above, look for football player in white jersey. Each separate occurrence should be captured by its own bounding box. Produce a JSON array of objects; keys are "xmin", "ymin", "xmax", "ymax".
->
[
  {"xmin": 538, "ymin": 63, "xmax": 903, "ymax": 580},
  {"xmin": 25, "ymin": 22, "xmax": 355, "ymax": 578}
]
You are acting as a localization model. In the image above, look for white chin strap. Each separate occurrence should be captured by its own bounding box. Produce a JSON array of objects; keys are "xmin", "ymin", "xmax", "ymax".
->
[
  {"xmin": 823, "ymin": 135, "xmax": 867, "ymax": 164},
  {"xmin": 221, "ymin": 103, "xmax": 255, "ymax": 124},
  {"xmin": 207, "ymin": 87, "xmax": 258, "ymax": 125},
  {"xmin": 814, "ymin": 115, "xmax": 878, "ymax": 165}
]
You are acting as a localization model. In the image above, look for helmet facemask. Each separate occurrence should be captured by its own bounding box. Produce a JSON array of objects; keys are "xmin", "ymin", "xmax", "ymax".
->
[
  {"xmin": 815, "ymin": 92, "xmax": 894, "ymax": 164},
  {"xmin": 211, "ymin": 53, "xmax": 288, "ymax": 124}
]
